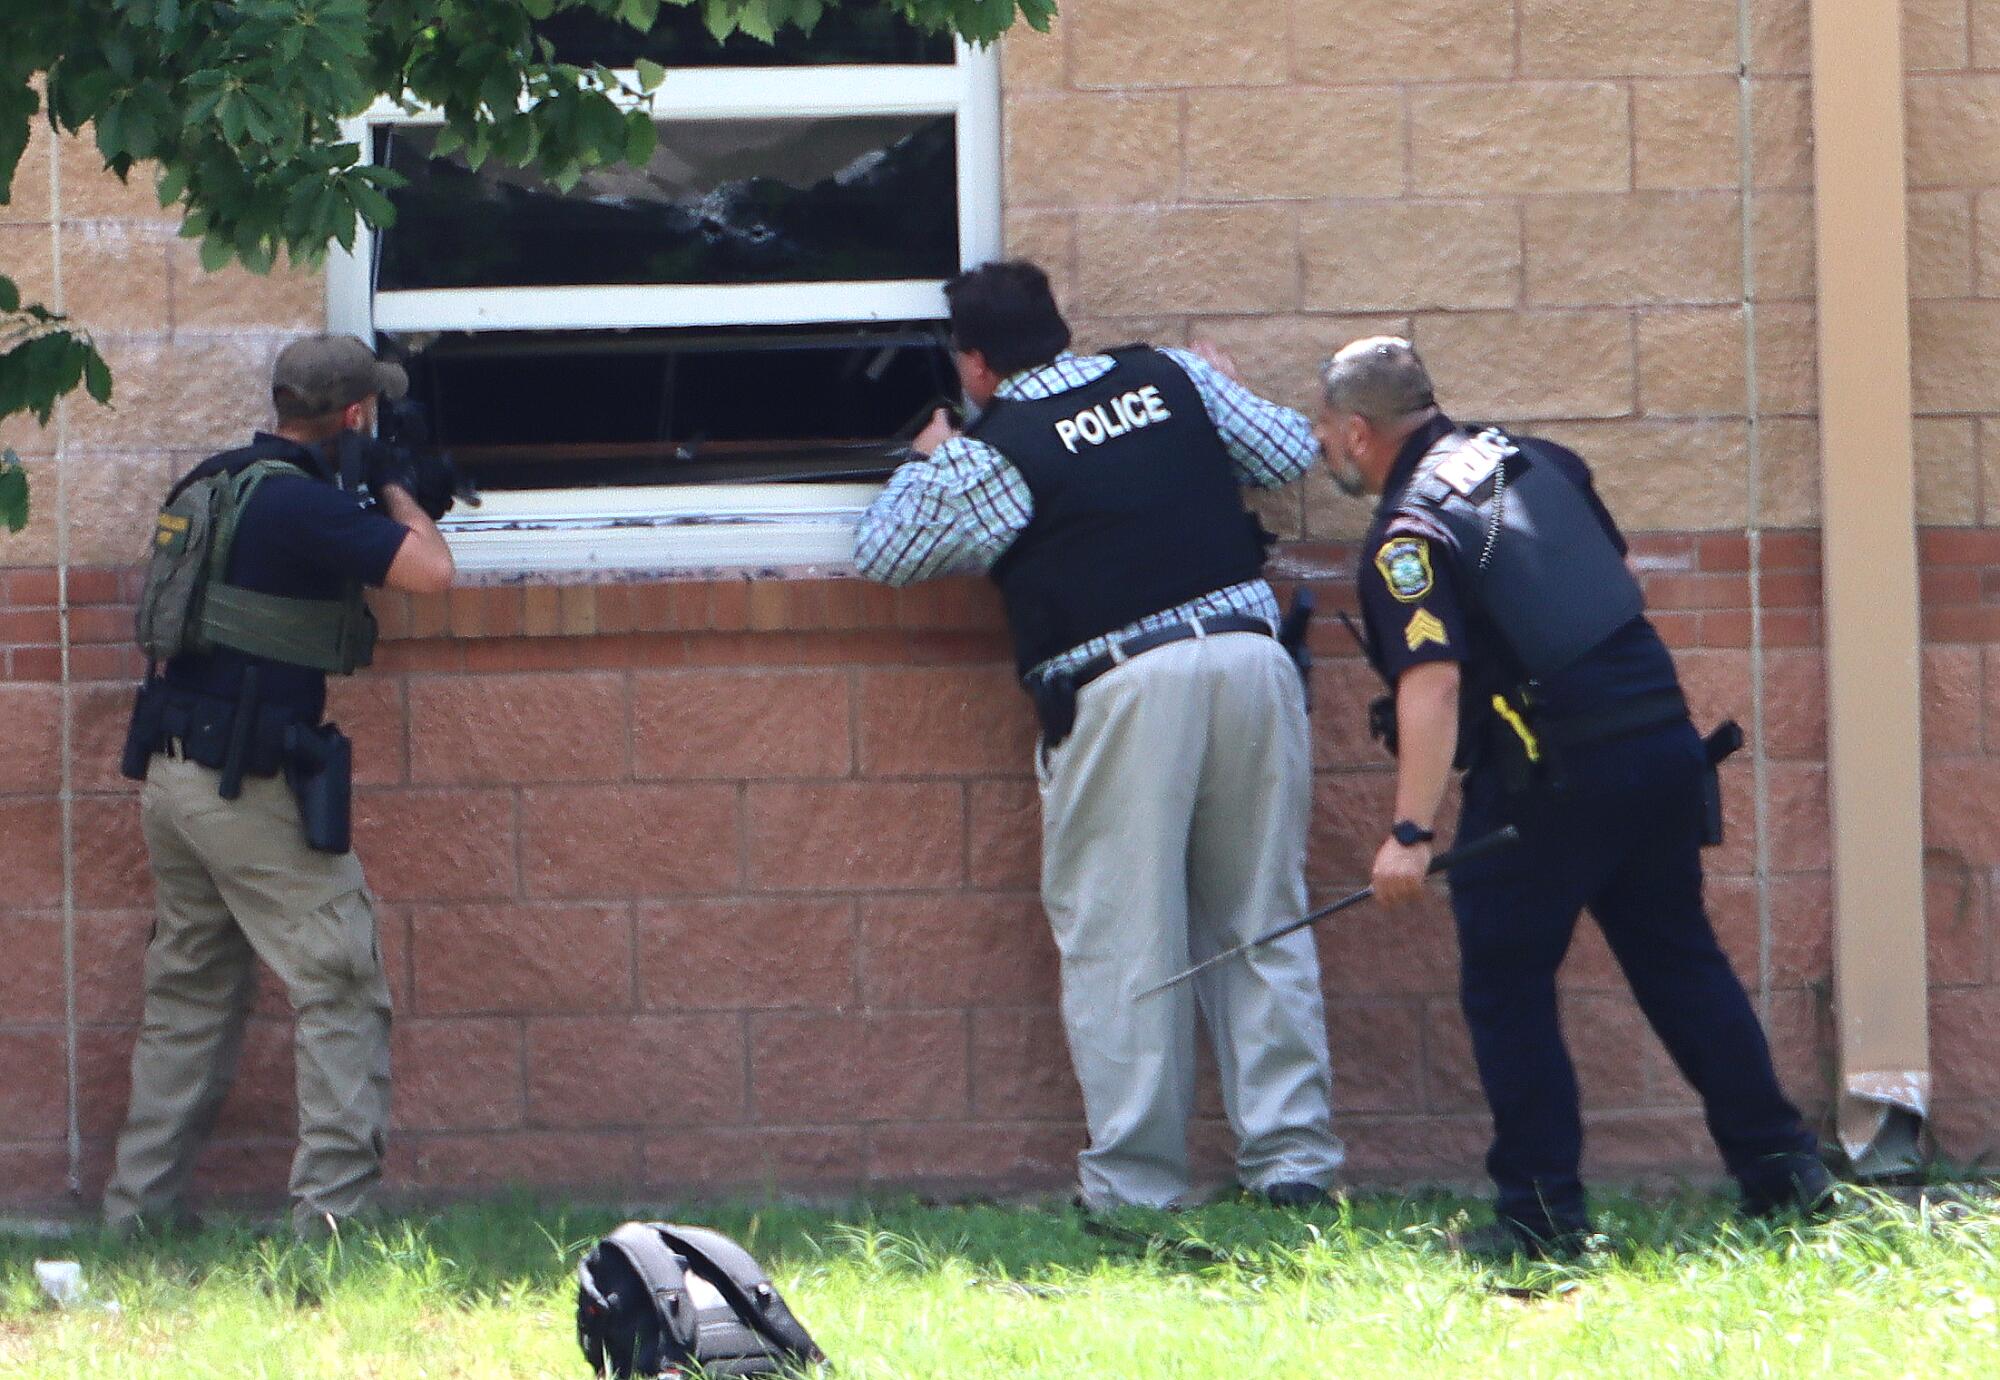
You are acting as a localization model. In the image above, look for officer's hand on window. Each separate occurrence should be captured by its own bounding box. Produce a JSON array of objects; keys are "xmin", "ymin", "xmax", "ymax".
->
[
  {"xmin": 911, "ymin": 408, "xmax": 962, "ymax": 458},
  {"xmin": 1371, "ymin": 835, "xmax": 1432, "ymax": 908}
]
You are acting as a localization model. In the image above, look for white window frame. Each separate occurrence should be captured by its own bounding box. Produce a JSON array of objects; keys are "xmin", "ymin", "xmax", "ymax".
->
[{"xmin": 326, "ymin": 41, "xmax": 1001, "ymax": 575}]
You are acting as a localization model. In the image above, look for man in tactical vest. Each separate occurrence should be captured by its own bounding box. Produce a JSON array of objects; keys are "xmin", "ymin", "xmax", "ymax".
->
[
  {"xmin": 103, "ymin": 334, "xmax": 454, "ymax": 1239},
  {"xmin": 855, "ymin": 261, "xmax": 1345, "ymax": 1211},
  {"xmin": 1326, "ymin": 336, "xmax": 1829, "ymax": 1256}
]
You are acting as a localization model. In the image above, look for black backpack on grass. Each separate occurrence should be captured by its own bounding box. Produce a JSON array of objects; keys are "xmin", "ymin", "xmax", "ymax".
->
[{"xmin": 577, "ymin": 1222, "xmax": 827, "ymax": 1378}]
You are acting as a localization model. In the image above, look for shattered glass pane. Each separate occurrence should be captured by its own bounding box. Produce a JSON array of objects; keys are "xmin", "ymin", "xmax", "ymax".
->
[
  {"xmin": 534, "ymin": 8, "xmax": 953, "ymax": 66},
  {"xmin": 374, "ymin": 116, "xmax": 959, "ymax": 290}
]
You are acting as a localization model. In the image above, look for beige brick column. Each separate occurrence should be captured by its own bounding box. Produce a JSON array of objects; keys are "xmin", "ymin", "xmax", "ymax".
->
[{"xmin": 1809, "ymin": 0, "xmax": 1930, "ymax": 1173}]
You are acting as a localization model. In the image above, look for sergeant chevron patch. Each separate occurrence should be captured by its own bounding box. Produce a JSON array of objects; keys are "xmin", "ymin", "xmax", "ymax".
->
[{"xmin": 1404, "ymin": 609, "xmax": 1449, "ymax": 652}]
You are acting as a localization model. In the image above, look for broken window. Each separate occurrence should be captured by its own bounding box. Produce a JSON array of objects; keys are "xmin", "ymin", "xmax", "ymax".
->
[
  {"xmin": 329, "ymin": 22, "xmax": 998, "ymax": 570},
  {"xmin": 373, "ymin": 115, "xmax": 959, "ymax": 292}
]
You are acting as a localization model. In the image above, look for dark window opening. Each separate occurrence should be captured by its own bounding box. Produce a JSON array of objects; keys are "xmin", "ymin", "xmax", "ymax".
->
[
  {"xmin": 375, "ymin": 116, "xmax": 958, "ymax": 290},
  {"xmin": 533, "ymin": 8, "xmax": 953, "ymax": 67},
  {"xmin": 386, "ymin": 325, "xmax": 958, "ymax": 489}
]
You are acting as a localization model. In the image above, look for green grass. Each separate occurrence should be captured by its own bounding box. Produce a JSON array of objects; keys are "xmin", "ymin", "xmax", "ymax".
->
[{"xmin": 5, "ymin": 1189, "xmax": 2000, "ymax": 1378}]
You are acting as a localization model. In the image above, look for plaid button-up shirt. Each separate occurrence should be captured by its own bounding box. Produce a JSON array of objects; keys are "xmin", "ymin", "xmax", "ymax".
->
[{"xmin": 854, "ymin": 349, "xmax": 1321, "ymax": 677}]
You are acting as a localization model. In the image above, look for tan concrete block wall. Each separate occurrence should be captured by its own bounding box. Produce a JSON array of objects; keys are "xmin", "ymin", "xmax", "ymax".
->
[
  {"xmin": 998, "ymin": 0, "xmax": 1849, "ymax": 541},
  {"xmin": 1, "ymin": 126, "xmax": 324, "ymax": 572},
  {"xmin": 1905, "ymin": 28, "xmax": 2000, "ymax": 526}
]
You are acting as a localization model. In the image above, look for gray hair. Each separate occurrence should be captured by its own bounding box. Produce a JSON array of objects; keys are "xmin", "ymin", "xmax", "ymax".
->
[{"xmin": 1319, "ymin": 336, "xmax": 1438, "ymax": 425}]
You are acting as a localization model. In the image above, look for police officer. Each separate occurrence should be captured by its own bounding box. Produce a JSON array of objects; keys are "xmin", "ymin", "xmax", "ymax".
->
[
  {"xmin": 1324, "ymin": 336, "xmax": 1829, "ymax": 1255},
  {"xmin": 855, "ymin": 261, "xmax": 1345, "ymax": 1211},
  {"xmin": 103, "ymin": 335, "xmax": 454, "ymax": 1239}
]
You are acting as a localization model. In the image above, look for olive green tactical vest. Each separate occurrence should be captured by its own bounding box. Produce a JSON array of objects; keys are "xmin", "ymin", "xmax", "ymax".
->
[{"xmin": 135, "ymin": 458, "xmax": 377, "ymax": 674}]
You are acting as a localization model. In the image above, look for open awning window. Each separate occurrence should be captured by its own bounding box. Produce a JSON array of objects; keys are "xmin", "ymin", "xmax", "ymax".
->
[
  {"xmin": 324, "ymin": 16, "xmax": 999, "ymax": 567},
  {"xmin": 389, "ymin": 324, "xmax": 957, "ymax": 490}
]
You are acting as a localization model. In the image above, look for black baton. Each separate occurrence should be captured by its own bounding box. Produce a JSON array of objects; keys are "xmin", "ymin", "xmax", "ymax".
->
[{"xmin": 1137, "ymin": 825, "xmax": 1521, "ymax": 998}]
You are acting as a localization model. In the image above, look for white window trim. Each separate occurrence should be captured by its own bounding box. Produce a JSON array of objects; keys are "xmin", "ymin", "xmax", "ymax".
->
[{"xmin": 325, "ymin": 41, "xmax": 1001, "ymax": 577}]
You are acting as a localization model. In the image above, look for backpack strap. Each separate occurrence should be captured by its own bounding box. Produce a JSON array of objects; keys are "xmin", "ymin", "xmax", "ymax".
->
[
  {"xmin": 654, "ymin": 1224, "xmax": 826, "ymax": 1365},
  {"xmin": 165, "ymin": 436, "xmax": 319, "ymax": 505},
  {"xmin": 594, "ymin": 1223, "xmax": 702, "ymax": 1361}
]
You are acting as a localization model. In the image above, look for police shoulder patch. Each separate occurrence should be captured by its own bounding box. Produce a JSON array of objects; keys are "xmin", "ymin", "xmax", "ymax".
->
[{"xmin": 1374, "ymin": 536, "xmax": 1434, "ymax": 603}]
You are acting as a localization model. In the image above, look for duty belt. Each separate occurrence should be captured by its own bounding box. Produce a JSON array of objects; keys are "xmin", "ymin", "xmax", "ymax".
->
[
  {"xmin": 1028, "ymin": 614, "xmax": 1277, "ymax": 752},
  {"xmin": 1066, "ymin": 613, "xmax": 1275, "ymax": 691},
  {"xmin": 1531, "ymin": 689, "xmax": 1688, "ymax": 747}
]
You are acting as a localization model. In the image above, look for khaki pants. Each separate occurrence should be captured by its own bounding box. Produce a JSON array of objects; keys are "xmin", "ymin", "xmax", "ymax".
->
[
  {"xmin": 104, "ymin": 756, "xmax": 392, "ymax": 1236},
  {"xmin": 1039, "ymin": 632, "xmax": 1344, "ymax": 1208}
]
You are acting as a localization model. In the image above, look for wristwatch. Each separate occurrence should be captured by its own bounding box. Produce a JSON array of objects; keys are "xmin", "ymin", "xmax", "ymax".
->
[{"xmin": 1389, "ymin": 819, "xmax": 1436, "ymax": 848}]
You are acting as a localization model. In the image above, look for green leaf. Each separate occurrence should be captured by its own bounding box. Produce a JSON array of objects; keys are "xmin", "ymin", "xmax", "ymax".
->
[
  {"xmin": 155, "ymin": 163, "xmax": 188, "ymax": 208},
  {"xmin": 622, "ymin": 110, "xmax": 657, "ymax": 165},
  {"xmin": 735, "ymin": 0, "xmax": 777, "ymax": 43},
  {"xmin": 431, "ymin": 123, "xmax": 465, "ymax": 157},
  {"xmin": 701, "ymin": 2, "xmax": 738, "ymax": 41},
  {"xmin": 620, "ymin": 0, "xmax": 663, "ymax": 30},
  {"xmin": 0, "ymin": 83, "xmax": 37, "ymax": 204},
  {"xmin": 198, "ymin": 234, "xmax": 234, "ymax": 272},
  {"xmin": 346, "ymin": 179, "xmax": 397, "ymax": 230},
  {"xmin": 217, "ymin": 92, "xmax": 248, "ymax": 145},
  {"xmin": 0, "ymin": 276, "xmax": 17, "ymax": 313},
  {"xmin": 82, "ymin": 349, "xmax": 113, "ymax": 405},
  {"xmin": 0, "ymin": 451, "xmax": 29, "ymax": 535},
  {"xmin": 634, "ymin": 58, "xmax": 666, "ymax": 92},
  {"xmin": 237, "ymin": 237, "xmax": 274, "ymax": 275},
  {"xmin": 96, "ymin": 103, "xmax": 127, "ymax": 161}
]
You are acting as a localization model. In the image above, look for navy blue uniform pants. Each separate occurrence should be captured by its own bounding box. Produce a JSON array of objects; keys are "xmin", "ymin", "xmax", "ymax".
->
[{"xmin": 1449, "ymin": 719, "xmax": 1817, "ymax": 1236}]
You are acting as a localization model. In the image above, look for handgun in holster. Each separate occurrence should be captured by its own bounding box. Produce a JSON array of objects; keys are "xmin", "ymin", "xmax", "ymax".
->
[
  {"xmin": 284, "ymin": 721, "xmax": 354, "ymax": 855},
  {"xmin": 1030, "ymin": 670, "xmax": 1079, "ymax": 752},
  {"xmin": 1276, "ymin": 587, "xmax": 1316, "ymax": 711},
  {"xmin": 120, "ymin": 678, "xmax": 166, "ymax": 782},
  {"xmin": 1699, "ymin": 718, "xmax": 1744, "ymax": 847}
]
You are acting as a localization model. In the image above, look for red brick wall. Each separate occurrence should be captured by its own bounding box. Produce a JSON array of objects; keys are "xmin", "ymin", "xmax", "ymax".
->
[{"xmin": 1, "ymin": 535, "xmax": 1994, "ymax": 1208}]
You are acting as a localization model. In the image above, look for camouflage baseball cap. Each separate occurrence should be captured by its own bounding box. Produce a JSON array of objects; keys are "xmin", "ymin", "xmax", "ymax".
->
[{"xmin": 271, "ymin": 335, "xmax": 408, "ymax": 418}]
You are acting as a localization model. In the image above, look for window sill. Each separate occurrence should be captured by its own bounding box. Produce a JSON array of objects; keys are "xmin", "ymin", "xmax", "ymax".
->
[{"xmin": 439, "ymin": 482, "xmax": 882, "ymax": 577}]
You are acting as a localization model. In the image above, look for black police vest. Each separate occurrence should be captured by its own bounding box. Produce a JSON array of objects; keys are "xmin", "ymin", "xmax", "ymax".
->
[
  {"xmin": 1394, "ymin": 428, "xmax": 1643, "ymax": 680},
  {"xmin": 976, "ymin": 348, "xmax": 1270, "ymax": 676}
]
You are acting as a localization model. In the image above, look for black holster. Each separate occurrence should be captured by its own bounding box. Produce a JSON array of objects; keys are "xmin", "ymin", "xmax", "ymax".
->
[
  {"xmin": 1366, "ymin": 694, "xmax": 1398, "ymax": 758},
  {"xmin": 1276, "ymin": 588, "xmax": 1316, "ymax": 712},
  {"xmin": 1700, "ymin": 719, "xmax": 1744, "ymax": 847},
  {"xmin": 1030, "ymin": 670, "xmax": 1079, "ymax": 751},
  {"xmin": 285, "ymin": 722, "xmax": 353, "ymax": 855},
  {"xmin": 120, "ymin": 678, "xmax": 167, "ymax": 782}
]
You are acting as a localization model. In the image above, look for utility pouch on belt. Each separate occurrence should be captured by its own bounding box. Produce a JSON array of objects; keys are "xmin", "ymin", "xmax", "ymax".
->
[
  {"xmin": 1700, "ymin": 718, "xmax": 1744, "ymax": 848},
  {"xmin": 285, "ymin": 722, "xmax": 353, "ymax": 855},
  {"xmin": 1031, "ymin": 669, "xmax": 1080, "ymax": 751}
]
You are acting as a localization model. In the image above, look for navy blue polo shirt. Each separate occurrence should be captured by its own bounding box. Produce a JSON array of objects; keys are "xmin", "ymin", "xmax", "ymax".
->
[
  {"xmin": 1357, "ymin": 416, "xmax": 1680, "ymax": 723},
  {"xmin": 163, "ymin": 434, "xmax": 409, "ymax": 722}
]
